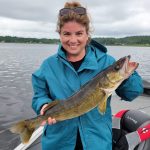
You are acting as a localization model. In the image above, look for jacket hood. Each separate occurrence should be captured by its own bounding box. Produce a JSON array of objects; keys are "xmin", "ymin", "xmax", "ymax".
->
[{"xmin": 89, "ymin": 39, "xmax": 107, "ymax": 53}]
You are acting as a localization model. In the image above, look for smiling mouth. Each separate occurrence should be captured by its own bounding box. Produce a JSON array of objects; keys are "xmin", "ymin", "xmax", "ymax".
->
[{"xmin": 70, "ymin": 45, "xmax": 77, "ymax": 48}]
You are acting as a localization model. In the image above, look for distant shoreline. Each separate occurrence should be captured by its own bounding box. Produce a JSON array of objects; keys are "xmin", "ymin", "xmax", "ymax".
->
[{"xmin": 0, "ymin": 36, "xmax": 150, "ymax": 47}]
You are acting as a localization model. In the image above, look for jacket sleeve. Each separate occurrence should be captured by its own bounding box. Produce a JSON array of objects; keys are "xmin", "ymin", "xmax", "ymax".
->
[
  {"xmin": 32, "ymin": 66, "xmax": 52, "ymax": 115},
  {"xmin": 115, "ymin": 71, "xmax": 143, "ymax": 101}
]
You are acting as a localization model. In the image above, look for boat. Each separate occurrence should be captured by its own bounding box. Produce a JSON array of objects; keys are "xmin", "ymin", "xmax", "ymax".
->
[{"xmin": 1, "ymin": 80, "xmax": 150, "ymax": 150}]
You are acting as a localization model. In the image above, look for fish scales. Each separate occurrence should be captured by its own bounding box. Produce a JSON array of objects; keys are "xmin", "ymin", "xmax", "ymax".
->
[{"xmin": 44, "ymin": 75, "xmax": 106, "ymax": 120}]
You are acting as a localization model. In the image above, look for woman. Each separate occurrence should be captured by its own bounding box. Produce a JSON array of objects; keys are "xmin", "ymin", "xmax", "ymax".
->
[{"xmin": 32, "ymin": 1, "xmax": 143, "ymax": 150}]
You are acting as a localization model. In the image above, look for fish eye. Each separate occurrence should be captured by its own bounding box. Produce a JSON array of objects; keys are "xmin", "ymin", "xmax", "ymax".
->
[{"xmin": 114, "ymin": 64, "xmax": 120, "ymax": 70}]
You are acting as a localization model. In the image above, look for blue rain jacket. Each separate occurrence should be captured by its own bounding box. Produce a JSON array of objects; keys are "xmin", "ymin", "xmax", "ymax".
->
[{"xmin": 32, "ymin": 40, "xmax": 143, "ymax": 150}]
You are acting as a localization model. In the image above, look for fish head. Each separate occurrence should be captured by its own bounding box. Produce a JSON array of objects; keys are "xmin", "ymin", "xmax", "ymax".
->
[{"xmin": 106, "ymin": 55, "xmax": 139, "ymax": 85}]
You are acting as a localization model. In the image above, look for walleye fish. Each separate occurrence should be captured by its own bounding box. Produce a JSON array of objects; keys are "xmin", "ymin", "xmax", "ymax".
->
[{"xmin": 10, "ymin": 55, "xmax": 138, "ymax": 144}]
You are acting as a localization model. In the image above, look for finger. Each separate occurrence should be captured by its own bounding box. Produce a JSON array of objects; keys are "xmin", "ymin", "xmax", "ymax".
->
[
  {"xmin": 47, "ymin": 117, "xmax": 52, "ymax": 125},
  {"xmin": 47, "ymin": 117, "xmax": 56, "ymax": 125},
  {"xmin": 40, "ymin": 110, "xmax": 44, "ymax": 115},
  {"xmin": 52, "ymin": 118, "xmax": 56, "ymax": 124},
  {"xmin": 41, "ymin": 120, "xmax": 47, "ymax": 126},
  {"xmin": 40, "ymin": 104, "xmax": 48, "ymax": 115}
]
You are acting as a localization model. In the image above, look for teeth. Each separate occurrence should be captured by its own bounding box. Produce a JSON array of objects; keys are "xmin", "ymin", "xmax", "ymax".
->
[{"xmin": 70, "ymin": 45, "xmax": 77, "ymax": 48}]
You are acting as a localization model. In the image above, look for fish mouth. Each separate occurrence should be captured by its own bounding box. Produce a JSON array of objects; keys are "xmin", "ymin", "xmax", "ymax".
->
[{"xmin": 122, "ymin": 55, "xmax": 139, "ymax": 78}]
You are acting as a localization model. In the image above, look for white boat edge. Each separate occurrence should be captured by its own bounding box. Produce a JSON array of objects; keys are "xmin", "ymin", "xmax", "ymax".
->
[{"xmin": 14, "ymin": 126, "xmax": 44, "ymax": 150}]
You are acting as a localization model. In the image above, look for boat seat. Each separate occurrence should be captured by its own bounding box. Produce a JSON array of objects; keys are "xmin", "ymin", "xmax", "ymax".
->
[{"xmin": 113, "ymin": 110, "xmax": 150, "ymax": 150}]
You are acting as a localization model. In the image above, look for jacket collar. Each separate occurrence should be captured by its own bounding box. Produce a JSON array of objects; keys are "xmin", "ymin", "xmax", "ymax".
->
[
  {"xmin": 57, "ymin": 44, "xmax": 67, "ymax": 60},
  {"xmin": 78, "ymin": 46, "xmax": 98, "ymax": 71}
]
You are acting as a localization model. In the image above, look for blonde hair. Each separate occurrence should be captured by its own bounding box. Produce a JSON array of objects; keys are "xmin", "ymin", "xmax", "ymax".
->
[{"xmin": 56, "ymin": 1, "xmax": 91, "ymax": 36}]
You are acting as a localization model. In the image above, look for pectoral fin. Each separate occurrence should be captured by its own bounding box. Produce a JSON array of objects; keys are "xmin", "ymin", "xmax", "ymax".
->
[
  {"xmin": 43, "ymin": 100, "xmax": 59, "ymax": 113},
  {"xmin": 97, "ymin": 95, "xmax": 108, "ymax": 115}
]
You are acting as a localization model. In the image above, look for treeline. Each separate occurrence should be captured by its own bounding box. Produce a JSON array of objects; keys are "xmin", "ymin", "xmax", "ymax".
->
[
  {"xmin": 0, "ymin": 35, "xmax": 150, "ymax": 46},
  {"xmin": 93, "ymin": 36, "xmax": 150, "ymax": 46},
  {"xmin": 0, "ymin": 36, "xmax": 59, "ymax": 44}
]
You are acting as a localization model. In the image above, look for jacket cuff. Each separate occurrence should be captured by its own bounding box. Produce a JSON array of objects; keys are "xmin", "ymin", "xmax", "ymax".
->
[{"xmin": 32, "ymin": 98, "xmax": 51, "ymax": 115}]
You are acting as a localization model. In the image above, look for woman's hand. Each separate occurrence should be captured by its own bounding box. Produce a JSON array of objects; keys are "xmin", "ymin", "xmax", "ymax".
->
[{"xmin": 40, "ymin": 104, "xmax": 56, "ymax": 126}]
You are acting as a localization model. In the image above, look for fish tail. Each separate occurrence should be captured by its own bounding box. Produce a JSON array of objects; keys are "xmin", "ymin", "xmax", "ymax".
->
[{"xmin": 10, "ymin": 120, "xmax": 35, "ymax": 144}]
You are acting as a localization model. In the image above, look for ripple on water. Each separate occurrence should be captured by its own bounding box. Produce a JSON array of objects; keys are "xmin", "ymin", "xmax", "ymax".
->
[
  {"xmin": 0, "ymin": 70, "xmax": 9, "ymax": 74},
  {"xmin": 0, "ymin": 95, "xmax": 10, "ymax": 100}
]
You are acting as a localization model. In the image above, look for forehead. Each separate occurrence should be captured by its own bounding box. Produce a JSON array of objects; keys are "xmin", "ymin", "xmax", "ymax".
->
[{"xmin": 61, "ymin": 21, "xmax": 86, "ymax": 32}]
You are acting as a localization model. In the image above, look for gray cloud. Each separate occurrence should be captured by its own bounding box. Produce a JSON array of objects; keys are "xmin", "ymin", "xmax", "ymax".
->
[
  {"xmin": 0, "ymin": 0, "xmax": 58, "ymax": 22},
  {"xmin": 0, "ymin": 0, "xmax": 149, "ymax": 38}
]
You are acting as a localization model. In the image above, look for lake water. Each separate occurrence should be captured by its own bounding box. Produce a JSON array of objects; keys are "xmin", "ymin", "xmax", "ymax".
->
[{"xmin": 0, "ymin": 43, "xmax": 150, "ymax": 149}]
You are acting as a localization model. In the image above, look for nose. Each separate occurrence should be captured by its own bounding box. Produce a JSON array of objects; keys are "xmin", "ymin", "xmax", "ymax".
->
[{"xmin": 69, "ymin": 34, "xmax": 77, "ymax": 43}]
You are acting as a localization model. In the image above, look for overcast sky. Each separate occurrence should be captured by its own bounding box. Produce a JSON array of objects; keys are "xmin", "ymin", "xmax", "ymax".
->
[{"xmin": 0, "ymin": 0, "xmax": 150, "ymax": 39}]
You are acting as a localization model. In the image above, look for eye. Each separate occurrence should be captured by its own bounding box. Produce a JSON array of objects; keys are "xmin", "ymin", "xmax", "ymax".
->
[
  {"xmin": 62, "ymin": 32, "xmax": 71, "ymax": 36},
  {"xmin": 114, "ymin": 64, "xmax": 120, "ymax": 70},
  {"xmin": 76, "ymin": 31, "xmax": 83, "ymax": 36}
]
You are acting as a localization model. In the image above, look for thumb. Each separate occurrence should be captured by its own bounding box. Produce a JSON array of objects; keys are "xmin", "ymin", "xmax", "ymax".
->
[{"xmin": 40, "ymin": 104, "xmax": 48, "ymax": 115}]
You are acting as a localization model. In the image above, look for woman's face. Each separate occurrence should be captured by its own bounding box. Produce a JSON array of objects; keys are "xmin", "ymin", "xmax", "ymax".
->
[{"xmin": 60, "ymin": 21, "xmax": 88, "ymax": 61}]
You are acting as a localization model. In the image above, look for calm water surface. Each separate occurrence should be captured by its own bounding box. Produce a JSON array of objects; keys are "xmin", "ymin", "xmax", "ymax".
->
[
  {"xmin": 0, "ymin": 43, "xmax": 150, "ymax": 147},
  {"xmin": 0, "ymin": 43, "xmax": 57, "ymax": 127}
]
